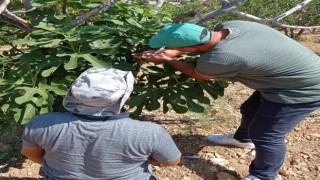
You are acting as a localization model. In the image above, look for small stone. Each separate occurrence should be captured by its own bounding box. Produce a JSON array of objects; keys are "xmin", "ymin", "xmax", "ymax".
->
[
  {"xmin": 153, "ymin": 166, "xmax": 161, "ymax": 171},
  {"xmin": 275, "ymin": 174, "xmax": 283, "ymax": 180},
  {"xmin": 210, "ymin": 158, "xmax": 229, "ymax": 166},
  {"xmin": 238, "ymin": 159, "xmax": 246, "ymax": 164},
  {"xmin": 290, "ymin": 159, "xmax": 299, "ymax": 166},
  {"xmin": 207, "ymin": 166, "xmax": 218, "ymax": 173},
  {"xmin": 310, "ymin": 133, "xmax": 320, "ymax": 138},
  {"xmin": 181, "ymin": 176, "xmax": 192, "ymax": 180},
  {"xmin": 216, "ymin": 172, "xmax": 237, "ymax": 180}
]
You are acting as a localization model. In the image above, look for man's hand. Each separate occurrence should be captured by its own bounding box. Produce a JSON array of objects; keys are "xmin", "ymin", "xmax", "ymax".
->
[
  {"xmin": 157, "ymin": 49, "xmax": 185, "ymax": 58},
  {"xmin": 139, "ymin": 49, "xmax": 184, "ymax": 64}
]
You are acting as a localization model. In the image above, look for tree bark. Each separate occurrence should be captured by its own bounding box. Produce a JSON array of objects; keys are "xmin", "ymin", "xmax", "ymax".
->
[
  {"xmin": 0, "ymin": 0, "xmax": 10, "ymax": 14},
  {"xmin": 185, "ymin": 0, "xmax": 320, "ymax": 30},
  {"xmin": 69, "ymin": 0, "xmax": 121, "ymax": 26}
]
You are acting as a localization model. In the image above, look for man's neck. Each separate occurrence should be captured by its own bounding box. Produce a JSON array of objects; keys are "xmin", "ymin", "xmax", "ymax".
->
[{"xmin": 211, "ymin": 29, "xmax": 229, "ymax": 46}]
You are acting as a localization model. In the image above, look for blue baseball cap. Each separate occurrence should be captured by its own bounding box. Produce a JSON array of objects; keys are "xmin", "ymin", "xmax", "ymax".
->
[{"xmin": 149, "ymin": 23, "xmax": 210, "ymax": 48}]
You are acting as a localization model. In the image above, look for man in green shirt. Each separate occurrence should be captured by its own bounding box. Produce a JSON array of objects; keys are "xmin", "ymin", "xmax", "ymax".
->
[{"xmin": 140, "ymin": 21, "xmax": 320, "ymax": 180}]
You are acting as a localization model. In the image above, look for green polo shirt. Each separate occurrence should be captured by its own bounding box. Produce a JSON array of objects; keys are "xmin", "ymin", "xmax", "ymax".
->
[{"xmin": 197, "ymin": 20, "xmax": 320, "ymax": 104}]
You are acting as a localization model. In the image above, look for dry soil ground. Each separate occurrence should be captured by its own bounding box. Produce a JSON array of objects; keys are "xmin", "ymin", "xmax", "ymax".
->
[{"xmin": 0, "ymin": 31, "xmax": 319, "ymax": 180}]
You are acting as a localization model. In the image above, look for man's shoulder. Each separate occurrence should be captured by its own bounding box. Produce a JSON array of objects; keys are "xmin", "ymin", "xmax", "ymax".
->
[
  {"xmin": 31, "ymin": 112, "xmax": 70, "ymax": 121},
  {"xmin": 28, "ymin": 112, "xmax": 72, "ymax": 127},
  {"xmin": 123, "ymin": 118, "xmax": 162, "ymax": 128}
]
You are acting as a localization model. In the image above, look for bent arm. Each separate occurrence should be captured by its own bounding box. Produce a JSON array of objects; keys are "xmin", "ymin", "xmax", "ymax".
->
[
  {"xmin": 166, "ymin": 59, "xmax": 214, "ymax": 80},
  {"xmin": 21, "ymin": 146, "xmax": 45, "ymax": 164},
  {"xmin": 149, "ymin": 126, "xmax": 182, "ymax": 166},
  {"xmin": 141, "ymin": 50, "xmax": 214, "ymax": 80}
]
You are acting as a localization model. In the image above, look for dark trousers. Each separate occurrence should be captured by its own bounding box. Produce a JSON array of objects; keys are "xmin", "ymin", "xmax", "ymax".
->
[{"xmin": 234, "ymin": 91, "xmax": 320, "ymax": 180}]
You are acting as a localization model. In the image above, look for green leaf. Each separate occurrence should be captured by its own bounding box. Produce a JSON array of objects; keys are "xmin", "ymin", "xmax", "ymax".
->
[
  {"xmin": 80, "ymin": 54, "xmax": 111, "ymax": 68},
  {"xmin": 169, "ymin": 102, "xmax": 188, "ymax": 114},
  {"xmin": 41, "ymin": 66, "xmax": 59, "ymax": 77},
  {"xmin": 40, "ymin": 39, "xmax": 61, "ymax": 48},
  {"xmin": 198, "ymin": 80, "xmax": 225, "ymax": 99},
  {"xmin": 147, "ymin": 66, "xmax": 164, "ymax": 72},
  {"xmin": 34, "ymin": 21, "xmax": 56, "ymax": 32},
  {"xmin": 64, "ymin": 54, "xmax": 79, "ymax": 70},
  {"xmin": 13, "ymin": 104, "xmax": 36, "ymax": 124},
  {"xmin": 184, "ymin": 85, "xmax": 210, "ymax": 104},
  {"xmin": 216, "ymin": 80, "xmax": 229, "ymax": 88},
  {"xmin": 23, "ymin": 104, "xmax": 36, "ymax": 124},
  {"xmin": 90, "ymin": 39, "xmax": 122, "ymax": 50},
  {"xmin": 150, "ymin": 92, "xmax": 161, "ymax": 110},
  {"xmin": 39, "ymin": 82, "xmax": 68, "ymax": 96},
  {"xmin": 131, "ymin": 104, "xmax": 143, "ymax": 118},
  {"xmin": 126, "ymin": 18, "xmax": 143, "ymax": 29},
  {"xmin": 32, "ymin": 97, "xmax": 44, "ymax": 107},
  {"xmin": 183, "ymin": 93, "xmax": 205, "ymax": 113},
  {"xmin": 127, "ymin": 93, "xmax": 149, "ymax": 107},
  {"xmin": 15, "ymin": 87, "xmax": 48, "ymax": 105},
  {"xmin": 126, "ymin": 37, "xmax": 141, "ymax": 45},
  {"xmin": 40, "ymin": 93, "xmax": 54, "ymax": 114},
  {"xmin": 113, "ymin": 62, "xmax": 137, "ymax": 71},
  {"xmin": 1, "ymin": 104, "xmax": 9, "ymax": 112},
  {"xmin": 110, "ymin": 19, "xmax": 125, "ymax": 26},
  {"xmin": 162, "ymin": 96, "xmax": 169, "ymax": 114},
  {"xmin": 31, "ymin": 29, "xmax": 53, "ymax": 35},
  {"xmin": 13, "ymin": 39, "xmax": 36, "ymax": 45}
]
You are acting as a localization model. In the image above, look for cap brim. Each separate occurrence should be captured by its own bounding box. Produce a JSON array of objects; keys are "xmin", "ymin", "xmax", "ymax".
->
[
  {"xmin": 200, "ymin": 29, "xmax": 211, "ymax": 44},
  {"xmin": 63, "ymin": 90, "xmax": 119, "ymax": 116},
  {"xmin": 149, "ymin": 35, "xmax": 164, "ymax": 48}
]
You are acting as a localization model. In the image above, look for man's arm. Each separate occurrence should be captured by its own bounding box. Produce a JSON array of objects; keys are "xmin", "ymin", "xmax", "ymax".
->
[
  {"xmin": 149, "ymin": 126, "xmax": 182, "ymax": 166},
  {"xmin": 166, "ymin": 59, "xmax": 214, "ymax": 80},
  {"xmin": 149, "ymin": 156, "xmax": 181, "ymax": 166},
  {"xmin": 141, "ymin": 49, "xmax": 214, "ymax": 80},
  {"xmin": 21, "ymin": 146, "xmax": 45, "ymax": 164}
]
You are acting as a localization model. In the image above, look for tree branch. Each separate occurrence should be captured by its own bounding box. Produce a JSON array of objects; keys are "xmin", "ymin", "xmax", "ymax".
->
[
  {"xmin": 0, "ymin": 0, "xmax": 10, "ymax": 14},
  {"xmin": 229, "ymin": 9, "xmax": 320, "ymax": 29},
  {"xmin": 186, "ymin": 0, "xmax": 319, "ymax": 30},
  {"xmin": 0, "ymin": 13, "xmax": 32, "ymax": 32},
  {"xmin": 274, "ymin": 0, "xmax": 312, "ymax": 21},
  {"xmin": 69, "ymin": 0, "xmax": 120, "ymax": 26},
  {"xmin": 188, "ymin": 0, "xmax": 249, "ymax": 24},
  {"xmin": 22, "ymin": 0, "xmax": 32, "ymax": 10},
  {"xmin": 173, "ymin": 0, "xmax": 214, "ymax": 23},
  {"xmin": 3, "ymin": 9, "xmax": 28, "ymax": 24},
  {"xmin": 154, "ymin": 0, "xmax": 165, "ymax": 8}
]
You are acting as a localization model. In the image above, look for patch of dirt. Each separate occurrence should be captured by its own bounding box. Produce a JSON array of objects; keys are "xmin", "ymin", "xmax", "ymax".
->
[{"xmin": 1, "ymin": 32, "xmax": 320, "ymax": 180}]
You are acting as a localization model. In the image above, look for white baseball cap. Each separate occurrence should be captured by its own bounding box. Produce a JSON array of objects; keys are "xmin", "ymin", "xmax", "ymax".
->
[{"xmin": 63, "ymin": 67, "xmax": 134, "ymax": 116}]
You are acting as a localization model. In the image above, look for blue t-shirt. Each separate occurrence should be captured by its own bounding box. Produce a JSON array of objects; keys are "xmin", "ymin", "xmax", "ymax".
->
[{"xmin": 22, "ymin": 112, "xmax": 181, "ymax": 180}]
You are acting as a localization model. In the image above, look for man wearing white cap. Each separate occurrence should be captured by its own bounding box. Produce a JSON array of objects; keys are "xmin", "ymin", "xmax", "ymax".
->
[{"xmin": 21, "ymin": 67, "xmax": 181, "ymax": 180}]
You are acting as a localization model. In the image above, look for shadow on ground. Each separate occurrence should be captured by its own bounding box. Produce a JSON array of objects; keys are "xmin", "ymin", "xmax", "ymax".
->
[{"xmin": 171, "ymin": 133, "xmax": 241, "ymax": 179}]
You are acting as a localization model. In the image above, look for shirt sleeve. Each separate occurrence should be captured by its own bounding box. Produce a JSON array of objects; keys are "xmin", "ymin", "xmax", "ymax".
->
[
  {"xmin": 151, "ymin": 127, "xmax": 181, "ymax": 163},
  {"xmin": 21, "ymin": 118, "xmax": 40, "ymax": 147}
]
